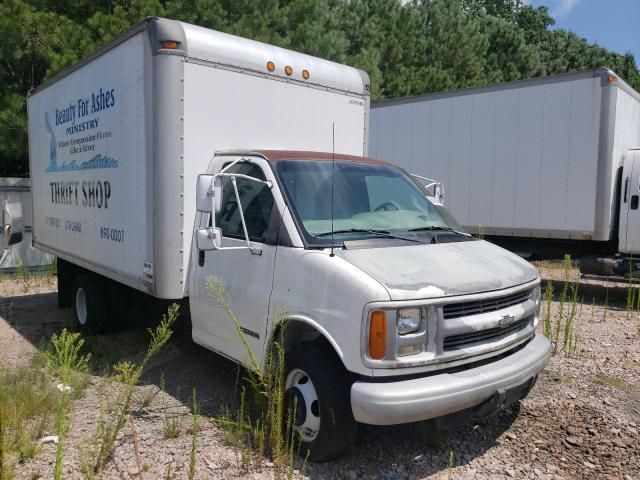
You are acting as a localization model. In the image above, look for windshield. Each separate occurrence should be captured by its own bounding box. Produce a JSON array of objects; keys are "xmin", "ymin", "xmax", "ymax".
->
[{"xmin": 275, "ymin": 159, "xmax": 464, "ymax": 246}]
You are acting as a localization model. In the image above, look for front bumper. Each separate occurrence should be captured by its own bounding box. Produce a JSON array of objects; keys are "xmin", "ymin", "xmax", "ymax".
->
[{"xmin": 350, "ymin": 333, "xmax": 551, "ymax": 425}]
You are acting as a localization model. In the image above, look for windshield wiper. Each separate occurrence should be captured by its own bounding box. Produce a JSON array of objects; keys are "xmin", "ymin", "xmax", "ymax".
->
[
  {"xmin": 409, "ymin": 226, "xmax": 472, "ymax": 237},
  {"xmin": 316, "ymin": 228, "xmax": 424, "ymax": 243}
]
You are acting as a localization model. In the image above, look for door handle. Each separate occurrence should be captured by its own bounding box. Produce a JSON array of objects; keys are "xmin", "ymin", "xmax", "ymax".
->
[
  {"xmin": 624, "ymin": 177, "xmax": 630, "ymax": 203},
  {"xmin": 632, "ymin": 195, "xmax": 639, "ymax": 210}
]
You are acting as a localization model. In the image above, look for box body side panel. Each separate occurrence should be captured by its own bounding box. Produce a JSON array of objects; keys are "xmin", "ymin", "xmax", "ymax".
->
[{"xmin": 27, "ymin": 32, "xmax": 154, "ymax": 292}]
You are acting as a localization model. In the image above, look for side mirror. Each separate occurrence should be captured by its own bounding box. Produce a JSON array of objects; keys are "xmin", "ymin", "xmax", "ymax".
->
[
  {"xmin": 196, "ymin": 227, "xmax": 221, "ymax": 251},
  {"xmin": 196, "ymin": 175, "xmax": 223, "ymax": 214},
  {"xmin": 2, "ymin": 201, "xmax": 24, "ymax": 249},
  {"xmin": 196, "ymin": 174, "xmax": 214, "ymax": 213}
]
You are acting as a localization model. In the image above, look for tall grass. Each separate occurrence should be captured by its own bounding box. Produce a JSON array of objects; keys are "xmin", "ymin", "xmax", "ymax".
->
[
  {"xmin": 206, "ymin": 277, "xmax": 302, "ymax": 479},
  {"xmin": 542, "ymin": 255, "xmax": 580, "ymax": 356},
  {"xmin": 14, "ymin": 261, "xmax": 30, "ymax": 293},
  {"xmin": 44, "ymin": 328, "xmax": 93, "ymax": 480},
  {"xmin": 0, "ymin": 362, "xmax": 62, "ymax": 479},
  {"xmin": 81, "ymin": 304, "xmax": 179, "ymax": 477},
  {"xmin": 188, "ymin": 389, "xmax": 199, "ymax": 480},
  {"xmin": 45, "ymin": 329, "xmax": 91, "ymax": 391}
]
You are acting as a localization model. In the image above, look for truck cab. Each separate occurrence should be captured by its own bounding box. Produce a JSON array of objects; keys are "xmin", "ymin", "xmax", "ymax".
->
[{"xmin": 190, "ymin": 150, "xmax": 551, "ymax": 460}]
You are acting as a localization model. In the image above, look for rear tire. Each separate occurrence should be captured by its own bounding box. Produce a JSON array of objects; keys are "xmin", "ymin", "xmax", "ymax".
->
[
  {"xmin": 106, "ymin": 280, "xmax": 129, "ymax": 331},
  {"xmin": 284, "ymin": 344, "xmax": 357, "ymax": 462},
  {"xmin": 72, "ymin": 274, "xmax": 107, "ymax": 334},
  {"xmin": 56, "ymin": 258, "xmax": 75, "ymax": 309}
]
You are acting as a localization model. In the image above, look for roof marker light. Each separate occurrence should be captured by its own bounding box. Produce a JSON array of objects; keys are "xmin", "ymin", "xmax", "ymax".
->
[
  {"xmin": 608, "ymin": 75, "xmax": 618, "ymax": 83},
  {"xmin": 267, "ymin": 61, "xmax": 275, "ymax": 72},
  {"xmin": 162, "ymin": 41, "xmax": 178, "ymax": 49},
  {"xmin": 302, "ymin": 69, "xmax": 310, "ymax": 80},
  {"xmin": 284, "ymin": 65, "xmax": 293, "ymax": 76}
]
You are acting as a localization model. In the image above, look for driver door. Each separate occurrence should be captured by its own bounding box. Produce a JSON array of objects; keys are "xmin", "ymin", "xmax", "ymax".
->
[{"xmin": 190, "ymin": 159, "xmax": 277, "ymax": 367}]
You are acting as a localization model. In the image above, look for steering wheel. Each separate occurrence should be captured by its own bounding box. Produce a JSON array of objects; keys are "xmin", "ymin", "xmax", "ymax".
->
[{"xmin": 374, "ymin": 201, "xmax": 401, "ymax": 212}]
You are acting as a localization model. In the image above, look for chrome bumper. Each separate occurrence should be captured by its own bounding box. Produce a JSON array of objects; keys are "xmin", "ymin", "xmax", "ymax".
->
[{"xmin": 350, "ymin": 333, "xmax": 551, "ymax": 425}]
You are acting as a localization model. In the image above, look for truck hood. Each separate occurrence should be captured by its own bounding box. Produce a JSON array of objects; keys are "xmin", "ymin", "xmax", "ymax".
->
[{"xmin": 336, "ymin": 240, "xmax": 538, "ymax": 301}]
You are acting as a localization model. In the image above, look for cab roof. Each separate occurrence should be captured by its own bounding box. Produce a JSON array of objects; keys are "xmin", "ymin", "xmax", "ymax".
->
[{"xmin": 218, "ymin": 150, "xmax": 395, "ymax": 167}]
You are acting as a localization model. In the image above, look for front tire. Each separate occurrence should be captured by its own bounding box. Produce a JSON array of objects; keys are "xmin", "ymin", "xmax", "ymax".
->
[
  {"xmin": 284, "ymin": 345, "xmax": 357, "ymax": 462},
  {"xmin": 72, "ymin": 274, "xmax": 107, "ymax": 334}
]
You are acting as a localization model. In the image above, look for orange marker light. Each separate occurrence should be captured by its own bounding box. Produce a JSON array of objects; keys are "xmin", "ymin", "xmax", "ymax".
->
[
  {"xmin": 608, "ymin": 75, "xmax": 618, "ymax": 83},
  {"xmin": 284, "ymin": 65, "xmax": 293, "ymax": 76},
  {"xmin": 302, "ymin": 69, "xmax": 310, "ymax": 80},
  {"xmin": 162, "ymin": 41, "xmax": 178, "ymax": 49},
  {"xmin": 369, "ymin": 311, "xmax": 387, "ymax": 360},
  {"xmin": 267, "ymin": 61, "xmax": 276, "ymax": 72}
]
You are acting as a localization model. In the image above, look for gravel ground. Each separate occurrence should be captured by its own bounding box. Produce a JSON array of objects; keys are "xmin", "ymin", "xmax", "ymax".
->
[{"xmin": 0, "ymin": 267, "xmax": 638, "ymax": 480}]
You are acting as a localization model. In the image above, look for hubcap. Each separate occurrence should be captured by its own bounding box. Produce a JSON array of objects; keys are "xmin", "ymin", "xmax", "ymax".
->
[
  {"xmin": 285, "ymin": 368, "xmax": 320, "ymax": 442},
  {"xmin": 75, "ymin": 287, "xmax": 88, "ymax": 325}
]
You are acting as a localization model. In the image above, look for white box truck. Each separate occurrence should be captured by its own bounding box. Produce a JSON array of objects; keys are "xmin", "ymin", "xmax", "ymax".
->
[
  {"xmin": 21, "ymin": 17, "xmax": 550, "ymax": 460},
  {"xmin": 370, "ymin": 69, "xmax": 640, "ymax": 277}
]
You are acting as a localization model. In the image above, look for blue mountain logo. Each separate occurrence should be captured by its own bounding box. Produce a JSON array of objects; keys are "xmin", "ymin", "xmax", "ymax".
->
[{"xmin": 45, "ymin": 111, "xmax": 118, "ymax": 173}]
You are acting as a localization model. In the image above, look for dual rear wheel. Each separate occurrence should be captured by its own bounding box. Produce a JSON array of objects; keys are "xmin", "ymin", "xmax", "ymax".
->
[{"xmin": 71, "ymin": 273, "xmax": 127, "ymax": 334}]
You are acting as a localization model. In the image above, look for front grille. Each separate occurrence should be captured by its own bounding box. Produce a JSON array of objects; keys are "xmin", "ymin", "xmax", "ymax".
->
[
  {"xmin": 442, "ymin": 289, "xmax": 532, "ymax": 320},
  {"xmin": 443, "ymin": 317, "xmax": 532, "ymax": 351}
]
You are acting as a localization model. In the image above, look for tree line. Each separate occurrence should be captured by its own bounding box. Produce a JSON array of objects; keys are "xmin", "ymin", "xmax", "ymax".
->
[{"xmin": 1, "ymin": 0, "xmax": 638, "ymax": 176}]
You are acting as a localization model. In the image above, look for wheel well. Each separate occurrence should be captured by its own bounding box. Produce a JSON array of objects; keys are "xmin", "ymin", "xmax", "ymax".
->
[{"xmin": 272, "ymin": 320, "xmax": 339, "ymax": 360}]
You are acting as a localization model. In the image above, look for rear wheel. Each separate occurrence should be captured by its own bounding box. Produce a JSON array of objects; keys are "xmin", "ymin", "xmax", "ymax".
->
[
  {"xmin": 72, "ymin": 274, "xmax": 107, "ymax": 334},
  {"xmin": 106, "ymin": 280, "xmax": 129, "ymax": 331},
  {"xmin": 284, "ymin": 345, "xmax": 357, "ymax": 462}
]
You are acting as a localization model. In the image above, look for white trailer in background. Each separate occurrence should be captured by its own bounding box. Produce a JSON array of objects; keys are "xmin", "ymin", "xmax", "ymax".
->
[
  {"xmin": 370, "ymin": 68, "xmax": 640, "ymax": 276},
  {"xmin": 0, "ymin": 178, "xmax": 53, "ymax": 271}
]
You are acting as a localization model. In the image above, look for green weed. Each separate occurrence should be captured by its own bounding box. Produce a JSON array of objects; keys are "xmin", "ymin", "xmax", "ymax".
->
[
  {"xmin": 543, "ymin": 255, "xmax": 580, "ymax": 356},
  {"xmin": 188, "ymin": 389, "xmax": 199, "ymax": 480},
  {"xmin": 0, "ymin": 362, "xmax": 62, "ymax": 479},
  {"xmin": 14, "ymin": 261, "xmax": 29, "ymax": 293},
  {"xmin": 82, "ymin": 303, "xmax": 179, "ymax": 476},
  {"xmin": 593, "ymin": 374, "xmax": 628, "ymax": 390},
  {"xmin": 45, "ymin": 329, "xmax": 91, "ymax": 392},
  {"xmin": 206, "ymin": 277, "xmax": 301, "ymax": 479}
]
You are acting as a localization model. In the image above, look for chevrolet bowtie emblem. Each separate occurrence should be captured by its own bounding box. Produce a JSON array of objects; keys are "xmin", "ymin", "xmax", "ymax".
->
[{"xmin": 498, "ymin": 314, "xmax": 516, "ymax": 327}]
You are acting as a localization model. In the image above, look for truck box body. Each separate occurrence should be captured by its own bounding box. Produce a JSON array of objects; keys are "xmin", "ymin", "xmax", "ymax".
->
[
  {"xmin": 28, "ymin": 17, "xmax": 370, "ymax": 299},
  {"xmin": 370, "ymin": 69, "xmax": 640, "ymax": 243}
]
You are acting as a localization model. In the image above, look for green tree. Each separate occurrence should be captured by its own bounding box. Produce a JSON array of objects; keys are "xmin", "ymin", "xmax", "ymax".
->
[{"xmin": 0, "ymin": 0, "xmax": 638, "ymax": 176}]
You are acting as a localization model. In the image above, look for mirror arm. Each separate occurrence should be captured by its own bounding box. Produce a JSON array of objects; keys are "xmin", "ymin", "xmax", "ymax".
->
[{"xmin": 231, "ymin": 176, "xmax": 253, "ymax": 250}]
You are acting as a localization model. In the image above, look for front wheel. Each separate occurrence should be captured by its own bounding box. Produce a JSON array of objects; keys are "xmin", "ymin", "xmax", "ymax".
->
[{"xmin": 284, "ymin": 345, "xmax": 357, "ymax": 462}]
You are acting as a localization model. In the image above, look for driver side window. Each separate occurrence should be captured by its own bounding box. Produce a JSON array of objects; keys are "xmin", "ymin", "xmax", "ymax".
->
[{"xmin": 209, "ymin": 163, "xmax": 274, "ymax": 242}]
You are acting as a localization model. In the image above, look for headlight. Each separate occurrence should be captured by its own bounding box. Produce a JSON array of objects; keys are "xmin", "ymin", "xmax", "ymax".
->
[
  {"xmin": 397, "ymin": 307, "xmax": 421, "ymax": 335},
  {"xmin": 531, "ymin": 285, "xmax": 541, "ymax": 310},
  {"xmin": 531, "ymin": 284, "xmax": 541, "ymax": 326}
]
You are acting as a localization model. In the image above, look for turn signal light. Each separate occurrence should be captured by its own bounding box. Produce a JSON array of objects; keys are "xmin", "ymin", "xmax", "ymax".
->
[
  {"xmin": 369, "ymin": 311, "xmax": 387, "ymax": 360},
  {"xmin": 162, "ymin": 41, "xmax": 178, "ymax": 49}
]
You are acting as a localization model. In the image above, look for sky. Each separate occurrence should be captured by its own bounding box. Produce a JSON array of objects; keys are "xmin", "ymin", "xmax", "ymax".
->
[{"xmin": 529, "ymin": 0, "xmax": 640, "ymax": 66}]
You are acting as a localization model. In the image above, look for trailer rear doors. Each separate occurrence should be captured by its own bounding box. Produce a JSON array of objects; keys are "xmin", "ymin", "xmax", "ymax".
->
[{"xmin": 619, "ymin": 150, "xmax": 640, "ymax": 254}]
